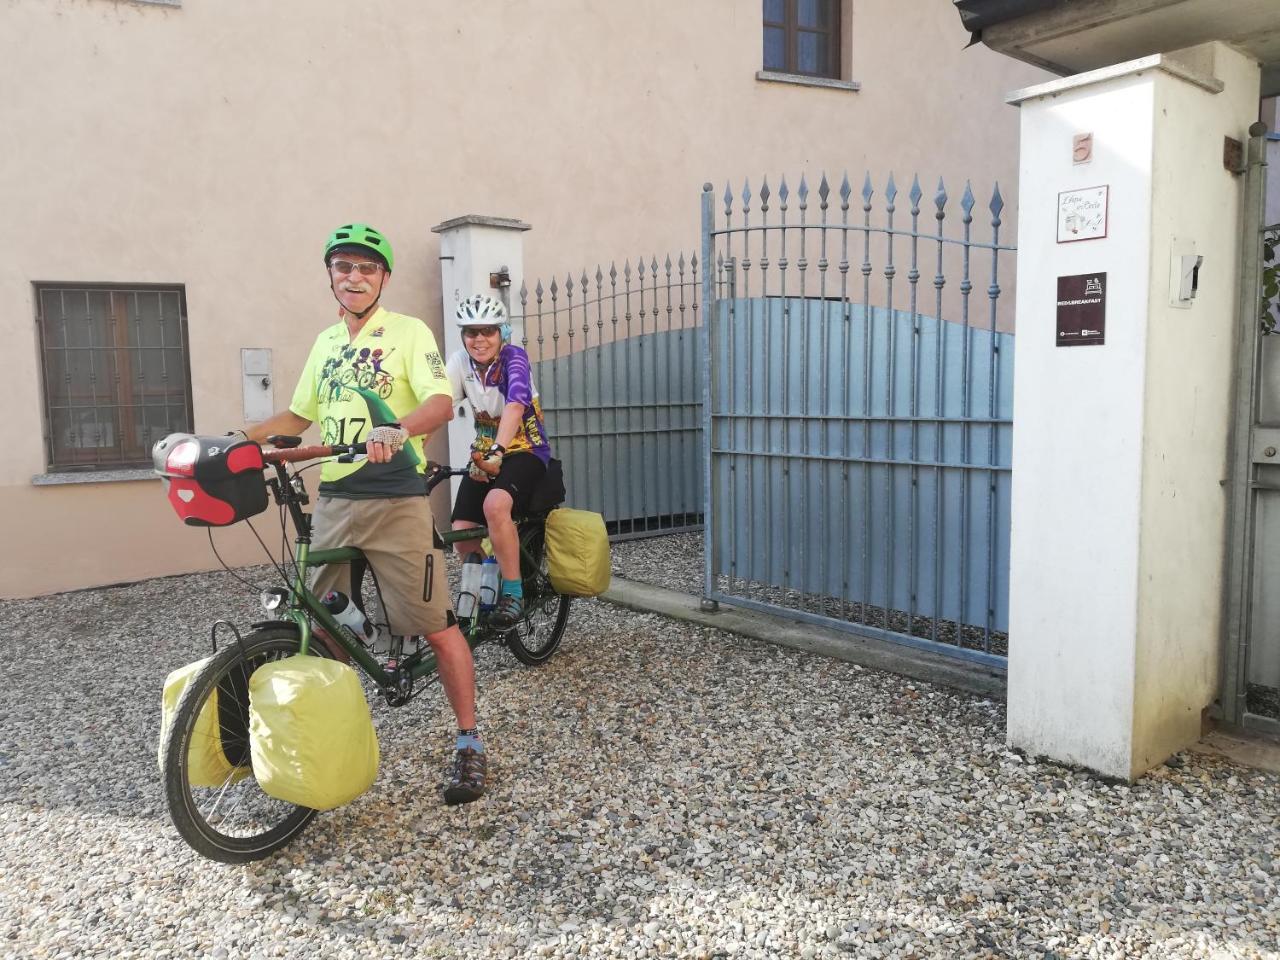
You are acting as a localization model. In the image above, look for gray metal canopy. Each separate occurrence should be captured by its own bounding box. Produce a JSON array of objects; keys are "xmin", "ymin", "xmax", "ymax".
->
[{"xmin": 954, "ymin": 0, "xmax": 1280, "ymax": 97}]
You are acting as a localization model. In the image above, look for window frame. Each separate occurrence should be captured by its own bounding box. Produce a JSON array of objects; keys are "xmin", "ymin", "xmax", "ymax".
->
[
  {"xmin": 34, "ymin": 282, "xmax": 195, "ymax": 473},
  {"xmin": 763, "ymin": 0, "xmax": 843, "ymax": 81}
]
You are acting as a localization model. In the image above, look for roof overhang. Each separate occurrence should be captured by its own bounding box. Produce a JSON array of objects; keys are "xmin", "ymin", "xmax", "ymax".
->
[{"xmin": 954, "ymin": 0, "xmax": 1280, "ymax": 98}]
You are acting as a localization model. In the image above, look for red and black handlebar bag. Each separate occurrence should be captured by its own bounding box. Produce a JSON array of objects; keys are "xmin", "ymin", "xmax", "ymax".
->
[{"xmin": 153, "ymin": 433, "xmax": 268, "ymax": 527}]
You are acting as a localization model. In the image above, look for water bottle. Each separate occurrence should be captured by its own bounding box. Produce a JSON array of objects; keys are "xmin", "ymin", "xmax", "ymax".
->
[
  {"xmin": 321, "ymin": 590, "xmax": 372, "ymax": 646},
  {"xmin": 479, "ymin": 556, "xmax": 499, "ymax": 611},
  {"xmin": 456, "ymin": 553, "xmax": 484, "ymax": 620}
]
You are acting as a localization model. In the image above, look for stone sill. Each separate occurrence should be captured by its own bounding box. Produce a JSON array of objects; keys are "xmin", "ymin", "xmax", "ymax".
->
[
  {"xmin": 756, "ymin": 70, "xmax": 861, "ymax": 93},
  {"xmin": 33, "ymin": 469, "xmax": 159, "ymax": 486}
]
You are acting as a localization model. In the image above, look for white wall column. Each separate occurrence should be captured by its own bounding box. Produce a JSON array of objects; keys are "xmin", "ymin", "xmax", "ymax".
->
[
  {"xmin": 1006, "ymin": 43, "xmax": 1261, "ymax": 779},
  {"xmin": 430, "ymin": 215, "xmax": 531, "ymax": 489}
]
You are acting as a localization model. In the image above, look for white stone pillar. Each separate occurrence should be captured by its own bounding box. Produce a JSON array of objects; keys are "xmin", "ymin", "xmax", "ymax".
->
[
  {"xmin": 1005, "ymin": 43, "xmax": 1261, "ymax": 779},
  {"xmin": 430, "ymin": 215, "xmax": 531, "ymax": 493}
]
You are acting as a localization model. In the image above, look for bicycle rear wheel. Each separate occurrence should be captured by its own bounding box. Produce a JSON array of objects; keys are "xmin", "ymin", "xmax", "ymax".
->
[
  {"xmin": 505, "ymin": 523, "xmax": 570, "ymax": 666},
  {"xmin": 161, "ymin": 627, "xmax": 321, "ymax": 863}
]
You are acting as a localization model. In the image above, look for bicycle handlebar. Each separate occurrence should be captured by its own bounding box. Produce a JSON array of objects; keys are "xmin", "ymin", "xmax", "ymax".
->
[
  {"xmin": 262, "ymin": 442, "xmax": 367, "ymax": 464},
  {"xmin": 259, "ymin": 446, "xmax": 472, "ymax": 496}
]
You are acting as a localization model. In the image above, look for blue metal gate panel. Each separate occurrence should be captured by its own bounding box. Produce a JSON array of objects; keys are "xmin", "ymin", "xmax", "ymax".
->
[
  {"xmin": 701, "ymin": 174, "xmax": 1016, "ymax": 665},
  {"xmin": 708, "ymin": 298, "xmax": 1012, "ymax": 638},
  {"xmin": 533, "ymin": 327, "xmax": 703, "ymax": 536}
]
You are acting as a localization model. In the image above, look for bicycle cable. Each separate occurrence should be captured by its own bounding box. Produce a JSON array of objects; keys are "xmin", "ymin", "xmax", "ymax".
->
[
  {"xmin": 206, "ymin": 456, "xmax": 356, "ymax": 599},
  {"xmin": 244, "ymin": 517, "xmax": 295, "ymax": 588},
  {"xmin": 207, "ymin": 529, "xmax": 264, "ymax": 592},
  {"xmin": 278, "ymin": 460, "xmax": 327, "ymax": 588}
]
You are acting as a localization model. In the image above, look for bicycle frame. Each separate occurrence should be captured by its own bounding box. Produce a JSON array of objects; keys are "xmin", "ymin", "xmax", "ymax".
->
[{"xmin": 259, "ymin": 447, "xmax": 542, "ymax": 698}]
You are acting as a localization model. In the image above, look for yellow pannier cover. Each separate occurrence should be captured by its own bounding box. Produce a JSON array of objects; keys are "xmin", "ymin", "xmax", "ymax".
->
[
  {"xmin": 248, "ymin": 656, "xmax": 378, "ymax": 811},
  {"xmin": 545, "ymin": 507, "xmax": 611, "ymax": 597},
  {"xmin": 158, "ymin": 658, "xmax": 252, "ymax": 789}
]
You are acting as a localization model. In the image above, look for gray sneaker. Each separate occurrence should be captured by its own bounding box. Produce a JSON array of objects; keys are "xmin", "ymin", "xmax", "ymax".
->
[
  {"xmin": 443, "ymin": 747, "xmax": 487, "ymax": 806},
  {"xmin": 489, "ymin": 593, "xmax": 524, "ymax": 630}
]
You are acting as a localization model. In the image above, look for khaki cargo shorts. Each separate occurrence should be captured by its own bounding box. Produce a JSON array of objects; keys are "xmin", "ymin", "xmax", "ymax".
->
[{"xmin": 310, "ymin": 495, "xmax": 453, "ymax": 637}]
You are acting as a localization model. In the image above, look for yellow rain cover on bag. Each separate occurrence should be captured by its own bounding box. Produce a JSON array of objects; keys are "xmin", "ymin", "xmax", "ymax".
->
[
  {"xmin": 248, "ymin": 656, "xmax": 378, "ymax": 811},
  {"xmin": 158, "ymin": 658, "xmax": 252, "ymax": 788},
  {"xmin": 545, "ymin": 507, "xmax": 611, "ymax": 597}
]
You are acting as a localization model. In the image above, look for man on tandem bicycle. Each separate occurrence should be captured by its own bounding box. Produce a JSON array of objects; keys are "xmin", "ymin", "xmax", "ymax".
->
[{"xmin": 243, "ymin": 223, "xmax": 486, "ymax": 806}]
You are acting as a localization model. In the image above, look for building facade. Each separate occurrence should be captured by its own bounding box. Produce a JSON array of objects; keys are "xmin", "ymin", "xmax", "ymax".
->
[{"xmin": 1, "ymin": 0, "xmax": 1047, "ymax": 597}]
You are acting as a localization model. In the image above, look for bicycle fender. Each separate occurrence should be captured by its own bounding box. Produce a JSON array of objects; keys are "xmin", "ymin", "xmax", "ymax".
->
[{"xmin": 251, "ymin": 619, "xmax": 299, "ymax": 633}]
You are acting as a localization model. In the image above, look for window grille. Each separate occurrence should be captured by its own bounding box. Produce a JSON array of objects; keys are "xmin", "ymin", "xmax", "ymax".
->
[
  {"xmin": 763, "ymin": 0, "xmax": 842, "ymax": 80},
  {"xmin": 35, "ymin": 285, "xmax": 193, "ymax": 471}
]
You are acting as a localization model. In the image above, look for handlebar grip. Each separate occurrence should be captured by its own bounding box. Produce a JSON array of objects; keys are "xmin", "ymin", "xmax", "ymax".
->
[{"xmin": 262, "ymin": 441, "xmax": 367, "ymax": 464}]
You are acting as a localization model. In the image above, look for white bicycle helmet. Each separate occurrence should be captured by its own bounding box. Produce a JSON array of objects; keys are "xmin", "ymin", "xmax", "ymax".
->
[{"xmin": 455, "ymin": 294, "xmax": 511, "ymax": 341}]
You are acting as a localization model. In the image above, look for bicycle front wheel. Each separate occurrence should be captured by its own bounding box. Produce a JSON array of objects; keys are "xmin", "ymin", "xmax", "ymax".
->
[
  {"xmin": 505, "ymin": 524, "xmax": 571, "ymax": 666},
  {"xmin": 161, "ymin": 627, "xmax": 320, "ymax": 863}
]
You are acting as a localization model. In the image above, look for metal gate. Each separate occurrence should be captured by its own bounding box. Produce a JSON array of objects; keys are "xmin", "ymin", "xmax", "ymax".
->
[
  {"xmin": 700, "ymin": 173, "xmax": 1016, "ymax": 665},
  {"xmin": 1222, "ymin": 124, "xmax": 1280, "ymax": 734},
  {"xmin": 512, "ymin": 259, "xmax": 703, "ymax": 539}
]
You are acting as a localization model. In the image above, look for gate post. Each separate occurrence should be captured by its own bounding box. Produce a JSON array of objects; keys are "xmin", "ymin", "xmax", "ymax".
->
[
  {"xmin": 431, "ymin": 215, "xmax": 531, "ymax": 498},
  {"xmin": 700, "ymin": 183, "xmax": 719, "ymax": 613},
  {"xmin": 1005, "ymin": 44, "xmax": 1262, "ymax": 779}
]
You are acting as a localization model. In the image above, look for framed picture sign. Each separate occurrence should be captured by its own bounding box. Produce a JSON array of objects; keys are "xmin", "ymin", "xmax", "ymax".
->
[{"xmin": 1057, "ymin": 185, "xmax": 1109, "ymax": 243}]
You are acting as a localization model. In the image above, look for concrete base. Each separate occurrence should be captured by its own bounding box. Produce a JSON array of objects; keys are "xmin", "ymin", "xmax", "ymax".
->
[{"xmin": 602, "ymin": 577, "xmax": 1007, "ymax": 700}]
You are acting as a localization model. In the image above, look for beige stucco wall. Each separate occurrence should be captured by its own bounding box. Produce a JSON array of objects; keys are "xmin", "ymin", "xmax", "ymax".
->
[{"xmin": 0, "ymin": 0, "xmax": 1047, "ymax": 598}]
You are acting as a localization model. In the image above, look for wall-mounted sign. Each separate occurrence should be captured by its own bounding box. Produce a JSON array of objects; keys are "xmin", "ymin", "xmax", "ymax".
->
[
  {"xmin": 1056, "ymin": 273, "xmax": 1106, "ymax": 347},
  {"xmin": 1057, "ymin": 185, "xmax": 1108, "ymax": 243}
]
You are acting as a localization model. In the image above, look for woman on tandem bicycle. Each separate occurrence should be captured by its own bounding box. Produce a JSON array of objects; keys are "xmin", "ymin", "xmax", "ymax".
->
[{"xmin": 446, "ymin": 294, "xmax": 556, "ymax": 631}]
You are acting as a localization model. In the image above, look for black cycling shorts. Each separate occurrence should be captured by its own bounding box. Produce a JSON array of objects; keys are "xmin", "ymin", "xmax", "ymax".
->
[{"xmin": 451, "ymin": 452, "xmax": 548, "ymax": 525}]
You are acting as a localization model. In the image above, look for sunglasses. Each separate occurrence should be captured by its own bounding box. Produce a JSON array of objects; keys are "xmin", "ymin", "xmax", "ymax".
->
[
  {"xmin": 329, "ymin": 259, "xmax": 382, "ymax": 277},
  {"xmin": 462, "ymin": 326, "xmax": 501, "ymax": 339}
]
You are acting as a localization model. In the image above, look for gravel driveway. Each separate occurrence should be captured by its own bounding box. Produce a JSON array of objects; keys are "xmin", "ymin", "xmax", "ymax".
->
[{"xmin": 1, "ymin": 562, "xmax": 1278, "ymax": 959}]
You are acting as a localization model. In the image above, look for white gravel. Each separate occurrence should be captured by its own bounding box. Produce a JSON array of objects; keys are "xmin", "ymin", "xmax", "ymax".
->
[
  {"xmin": 1, "ymin": 556, "xmax": 1278, "ymax": 959},
  {"xmin": 611, "ymin": 532, "xmax": 703, "ymax": 596}
]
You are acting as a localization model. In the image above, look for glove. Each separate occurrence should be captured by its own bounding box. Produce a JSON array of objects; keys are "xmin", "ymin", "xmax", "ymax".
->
[
  {"xmin": 367, "ymin": 423, "xmax": 408, "ymax": 453},
  {"xmin": 468, "ymin": 443, "xmax": 504, "ymax": 481}
]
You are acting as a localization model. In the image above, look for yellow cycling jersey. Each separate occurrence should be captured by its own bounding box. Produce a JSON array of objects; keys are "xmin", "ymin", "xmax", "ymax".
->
[{"xmin": 289, "ymin": 308, "xmax": 451, "ymax": 498}]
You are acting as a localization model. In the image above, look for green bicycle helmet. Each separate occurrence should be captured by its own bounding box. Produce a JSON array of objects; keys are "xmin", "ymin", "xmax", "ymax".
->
[{"xmin": 324, "ymin": 223, "xmax": 394, "ymax": 273}]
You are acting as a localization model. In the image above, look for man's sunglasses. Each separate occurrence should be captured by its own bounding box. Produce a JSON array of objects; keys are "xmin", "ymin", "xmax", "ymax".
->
[{"xmin": 329, "ymin": 259, "xmax": 383, "ymax": 277}]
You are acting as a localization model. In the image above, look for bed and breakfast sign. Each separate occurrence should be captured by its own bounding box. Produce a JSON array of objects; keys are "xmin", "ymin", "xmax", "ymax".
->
[{"xmin": 1056, "ymin": 273, "xmax": 1107, "ymax": 347}]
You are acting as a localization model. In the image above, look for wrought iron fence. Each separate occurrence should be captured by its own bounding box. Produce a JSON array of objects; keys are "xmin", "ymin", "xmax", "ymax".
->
[
  {"xmin": 701, "ymin": 172, "xmax": 1016, "ymax": 666},
  {"xmin": 513, "ymin": 255, "xmax": 703, "ymax": 539}
]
